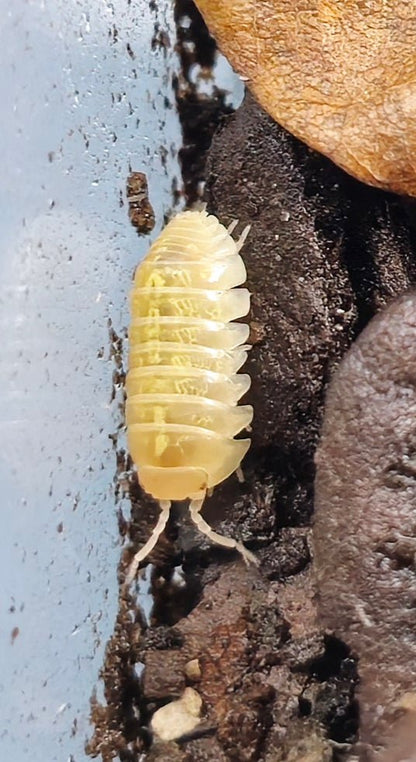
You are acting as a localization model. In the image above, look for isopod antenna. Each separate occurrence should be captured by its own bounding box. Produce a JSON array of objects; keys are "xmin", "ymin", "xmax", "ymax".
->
[
  {"xmin": 125, "ymin": 500, "xmax": 171, "ymax": 585},
  {"xmin": 124, "ymin": 492, "xmax": 257, "ymax": 586}
]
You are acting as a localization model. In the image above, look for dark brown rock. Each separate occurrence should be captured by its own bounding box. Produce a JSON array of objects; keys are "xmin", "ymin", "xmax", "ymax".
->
[
  {"xmin": 314, "ymin": 291, "xmax": 416, "ymax": 758},
  {"xmin": 142, "ymin": 651, "xmax": 187, "ymax": 700},
  {"xmin": 176, "ymin": 564, "xmax": 267, "ymax": 712}
]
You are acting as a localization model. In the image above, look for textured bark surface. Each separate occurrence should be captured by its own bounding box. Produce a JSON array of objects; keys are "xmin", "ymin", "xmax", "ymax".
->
[
  {"xmin": 314, "ymin": 291, "xmax": 416, "ymax": 760},
  {"xmin": 195, "ymin": 0, "xmax": 416, "ymax": 196}
]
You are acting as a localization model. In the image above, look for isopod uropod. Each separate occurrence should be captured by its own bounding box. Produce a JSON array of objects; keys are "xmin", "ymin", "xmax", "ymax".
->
[{"xmin": 125, "ymin": 209, "xmax": 255, "ymax": 582}]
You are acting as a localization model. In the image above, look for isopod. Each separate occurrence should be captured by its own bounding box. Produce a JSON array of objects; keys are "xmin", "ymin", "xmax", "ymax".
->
[{"xmin": 125, "ymin": 209, "xmax": 255, "ymax": 582}]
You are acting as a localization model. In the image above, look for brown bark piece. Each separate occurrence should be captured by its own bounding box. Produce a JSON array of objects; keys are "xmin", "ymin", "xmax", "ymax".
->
[{"xmin": 314, "ymin": 291, "xmax": 416, "ymax": 759}]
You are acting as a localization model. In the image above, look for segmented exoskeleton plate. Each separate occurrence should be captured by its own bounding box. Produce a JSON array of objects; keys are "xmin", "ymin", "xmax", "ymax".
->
[{"xmin": 125, "ymin": 210, "xmax": 255, "ymax": 581}]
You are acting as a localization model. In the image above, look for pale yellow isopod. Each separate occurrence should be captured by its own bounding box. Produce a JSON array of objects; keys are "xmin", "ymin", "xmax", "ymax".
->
[{"xmin": 125, "ymin": 210, "xmax": 255, "ymax": 583}]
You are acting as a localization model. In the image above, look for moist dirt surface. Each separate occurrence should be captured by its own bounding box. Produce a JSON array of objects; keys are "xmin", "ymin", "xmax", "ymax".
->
[{"xmin": 87, "ymin": 4, "xmax": 416, "ymax": 762}]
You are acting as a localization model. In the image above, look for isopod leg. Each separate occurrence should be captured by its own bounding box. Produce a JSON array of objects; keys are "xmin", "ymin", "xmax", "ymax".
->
[
  {"xmin": 125, "ymin": 500, "xmax": 171, "ymax": 585},
  {"xmin": 189, "ymin": 498, "xmax": 258, "ymax": 566},
  {"xmin": 236, "ymin": 224, "xmax": 251, "ymax": 251}
]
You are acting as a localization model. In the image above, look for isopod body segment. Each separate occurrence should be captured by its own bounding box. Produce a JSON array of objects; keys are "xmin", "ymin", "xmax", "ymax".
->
[{"xmin": 125, "ymin": 210, "xmax": 255, "ymax": 580}]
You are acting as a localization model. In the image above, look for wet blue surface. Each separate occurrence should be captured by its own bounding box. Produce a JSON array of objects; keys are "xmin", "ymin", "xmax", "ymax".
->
[{"xmin": 0, "ymin": 2, "xmax": 181, "ymax": 760}]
